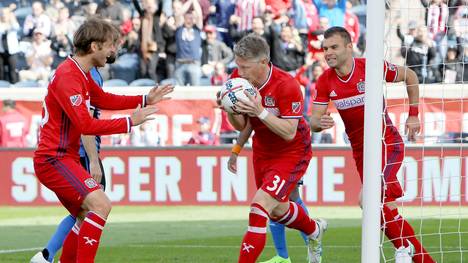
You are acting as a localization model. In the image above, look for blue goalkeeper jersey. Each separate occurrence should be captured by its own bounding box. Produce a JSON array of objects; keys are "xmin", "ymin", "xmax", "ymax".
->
[{"xmin": 79, "ymin": 67, "xmax": 103, "ymax": 157}]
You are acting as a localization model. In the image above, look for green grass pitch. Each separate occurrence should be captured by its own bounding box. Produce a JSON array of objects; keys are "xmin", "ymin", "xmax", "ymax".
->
[{"xmin": 0, "ymin": 206, "xmax": 467, "ymax": 262}]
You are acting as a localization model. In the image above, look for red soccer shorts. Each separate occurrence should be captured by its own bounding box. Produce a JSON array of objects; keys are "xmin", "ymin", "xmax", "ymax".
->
[
  {"xmin": 354, "ymin": 142, "xmax": 405, "ymax": 203},
  {"xmin": 253, "ymin": 153, "xmax": 311, "ymax": 202},
  {"xmin": 34, "ymin": 156, "xmax": 101, "ymax": 216}
]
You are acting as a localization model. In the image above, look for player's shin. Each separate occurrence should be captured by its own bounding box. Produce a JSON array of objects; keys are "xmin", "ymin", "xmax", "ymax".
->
[
  {"xmin": 238, "ymin": 203, "xmax": 269, "ymax": 263},
  {"xmin": 275, "ymin": 201, "xmax": 317, "ymax": 237},
  {"xmin": 76, "ymin": 211, "xmax": 106, "ymax": 263},
  {"xmin": 59, "ymin": 222, "xmax": 80, "ymax": 263},
  {"xmin": 400, "ymin": 214, "xmax": 435, "ymax": 263},
  {"xmin": 46, "ymin": 214, "xmax": 76, "ymax": 261}
]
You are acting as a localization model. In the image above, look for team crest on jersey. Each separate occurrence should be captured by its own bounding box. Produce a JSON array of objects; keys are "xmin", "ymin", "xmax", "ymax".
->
[
  {"xmin": 84, "ymin": 178, "xmax": 98, "ymax": 189},
  {"xmin": 291, "ymin": 102, "xmax": 301, "ymax": 113},
  {"xmin": 70, "ymin": 94, "xmax": 83, "ymax": 106},
  {"xmin": 357, "ymin": 81, "xmax": 365, "ymax": 93},
  {"xmin": 387, "ymin": 62, "xmax": 397, "ymax": 71},
  {"xmin": 264, "ymin": 96, "xmax": 275, "ymax": 106}
]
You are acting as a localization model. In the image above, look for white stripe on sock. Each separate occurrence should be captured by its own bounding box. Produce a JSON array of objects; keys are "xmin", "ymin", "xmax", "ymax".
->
[
  {"xmin": 284, "ymin": 202, "xmax": 298, "ymax": 226},
  {"xmin": 250, "ymin": 206, "xmax": 268, "ymax": 219},
  {"xmin": 84, "ymin": 217, "xmax": 104, "ymax": 230},
  {"xmin": 247, "ymin": 226, "xmax": 267, "ymax": 234}
]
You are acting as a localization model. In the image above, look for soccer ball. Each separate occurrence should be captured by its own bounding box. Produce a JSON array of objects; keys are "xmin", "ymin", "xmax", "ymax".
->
[{"xmin": 219, "ymin": 78, "xmax": 257, "ymax": 114}]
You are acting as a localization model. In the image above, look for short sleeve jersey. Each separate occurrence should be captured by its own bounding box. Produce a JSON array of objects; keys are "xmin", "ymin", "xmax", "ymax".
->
[
  {"xmin": 314, "ymin": 58, "xmax": 403, "ymax": 152},
  {"xmin": 231, "ymin": 64, "xmax": 312, "ymax": 157}
]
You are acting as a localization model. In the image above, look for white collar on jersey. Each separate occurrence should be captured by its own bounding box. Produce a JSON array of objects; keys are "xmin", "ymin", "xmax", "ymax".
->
[
  {"xmin": 336, "ymin": 58, "xmax": 355, "ymax": 83},
  {"xmin": 257, "ymin": 62, "xmax": 273, "ymax": 92},
  {"xmin": 68, "ymin": 55, "xmax": 89, "ymax": 81}
]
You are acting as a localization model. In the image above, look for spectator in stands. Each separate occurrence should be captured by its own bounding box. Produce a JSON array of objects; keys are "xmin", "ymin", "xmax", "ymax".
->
[
  {"xmin": 201, "ymin": 24, "xmax": 233, "ymax": 77},
  {"xmin": 313, "ymin": 0, "xmax": 346, "ymax": 27},
  {"xmin": 291, "ymin": 0, "xmax": 320, "ymax": 50},
  {"xmin": 161, "ymin": 13, "xmax": 177, "ymax": 80},
  {"xmin": 187, "ymin": 116, "xmax": 217, "ymax": 145},
  {"xmin": 442, "ymin": 44, "xmax": 459, "ymax": 83},
  {"xmin": 136, "ymin": 0, "xmax": 165, "ymax": 81},
  {"xmin": 53, "ymin": 7, "xmax": 77, "ymax": 40},
  {"xmin": 401, "ymin": 26, "xmax": 437, "ymax": 83},
  {"xmin": 96, "ymin": 0, "xmax": 125, "ymax": 27},
  {"xmin": 22, "ymin": 1, "xmax": 52, "ymax": 38},
  {"xmin": 453, "ymin": 5, "xmax": 468, "ymax": 42},
  {"xmin": 174, "ymin": 9, "xmax": 203, "ymax": 86},
  {"xmin": 344, "ymin": 1, "xmax": 360, "ymax": 51},
  {"xmin": 233, "ymin": 0, "xmax": 266, "ymax": 32},
  {"xmin": 18, "ymin": 28, "xmax": 53, "ymax": 85},
  {"xmin": 211, "ymin": 0, "xmax": 237, "ymax": 47},
  {"xmin": 0, "ymin": 99, "xmax": 28, "ymax": 147},
  {"xmin": 45, "ymin": 0, "xmax": 65, "ymax": 23},
  {"xmin": 70, "ymin": 0, "xmax": 98, "ymax": 27},
  {"xmin": 270, "ymin": 25, "xmax": 305, "ymax": 72},
  {"xmin": 229, "ymin": 16, "xmax": 272, "ymax": 46},
  {"xmin": 308, "ymin": 16, "xmax": 329, "ymax": 60},
  {"xmin": 0, "ymin": 7, "xmax": 20, "ymax": 83},
  {"xmin": 396, "ymin": 19, "xmax": 418, "ymax": 48},
  {"xmin": 427, "ymin": 0, "xmax": 449, "ymax": 82},
  {"xmin": 50, "ymin": 29, "xmax": 73, "ymax": 68},
  {"xmin": 131, "ymin": 122, "xmax": 161, "ymax": 146},
  {"xmin": 210, "ymin": 62, "xmax": 228, "ymax": 85}
]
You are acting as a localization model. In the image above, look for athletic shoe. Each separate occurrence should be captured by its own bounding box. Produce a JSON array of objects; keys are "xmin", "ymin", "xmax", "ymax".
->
[
  {"xmin": 307, "ymin": 218, "xmax": 328, "ymax": 263},
  {"xmin": 259, "ymin": 255, "xmax": 292, "ymax": 263},
  {"xmin": 30, "ymin": 251, "xmax": 50, "ymax": 263},
  {"xmin": 395, "ymin": 241, "xmax": 415, "ymax": 263}
]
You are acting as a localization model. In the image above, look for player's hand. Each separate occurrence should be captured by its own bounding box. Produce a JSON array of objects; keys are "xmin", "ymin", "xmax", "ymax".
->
[
  {"xmin": 131, "ymin": 104, "xmax": 158, "ymax": 126},
  {"xmin": 227, "ymin": 153, "xmax": 238, "ymax": 173},
  {"xmin": 235, "ymin": 90, "xmax": 263, "ymax": 117},
  {"xmin": 405, "ymin": 115, "xmax": 420, "ymax": 142},
  {"xmin": 320, "ymin": 112, "xmax": 335, "ymax": 130},
  {"xmin": 146, "ymin": 84, "xmax": 174, "ymax": 105},
  {"xmin": 89, "ymin": 160, "xmax": 102, "ymax": 187}
]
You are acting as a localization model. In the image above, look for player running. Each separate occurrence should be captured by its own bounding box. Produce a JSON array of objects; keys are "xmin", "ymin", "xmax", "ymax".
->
[{"xmin": 310, "ymin": 26, "xmax": 435, "ymax": 263}]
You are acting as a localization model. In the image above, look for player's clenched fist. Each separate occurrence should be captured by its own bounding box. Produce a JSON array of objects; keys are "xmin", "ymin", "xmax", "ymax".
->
[
  {"xmin": 320, "ymin": 112, "xmax": 335, "ymax": 130},
  {"xmin": 130, "ymin": 104, "xmax": 158, "ymax": 126}
]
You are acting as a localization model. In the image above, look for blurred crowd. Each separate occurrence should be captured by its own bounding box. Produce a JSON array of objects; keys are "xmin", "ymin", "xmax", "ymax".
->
[{"xmin": 0, "ymin": 0, "xmax": 467, "ymax": 147}]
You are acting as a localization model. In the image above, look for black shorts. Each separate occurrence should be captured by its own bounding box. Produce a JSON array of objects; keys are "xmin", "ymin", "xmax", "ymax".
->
[{"xmin": 79, "ymin": 157, "xmax": 106, "ymax": 190}]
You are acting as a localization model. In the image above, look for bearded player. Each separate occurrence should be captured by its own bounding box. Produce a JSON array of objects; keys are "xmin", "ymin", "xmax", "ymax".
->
[{"xmin": 310, "ymin": 26, "xmax": 435, "ymax": 263}]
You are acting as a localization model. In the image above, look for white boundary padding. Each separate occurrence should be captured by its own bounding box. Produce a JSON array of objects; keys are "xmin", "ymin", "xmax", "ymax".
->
[{"xmin": 362, "ymin": 1, "xmax": 386, "ymax": 262}]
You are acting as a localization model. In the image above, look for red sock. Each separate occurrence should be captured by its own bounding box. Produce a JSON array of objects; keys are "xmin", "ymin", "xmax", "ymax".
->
[
  {"xmin": 238, "ymin": 203, "xmax": 269, "ymax": 263},
  {"xmin": 77, "ymin": 211, "xmax": 106, "ymax": 263},
  {"xmin": 381, "ymin": 205, "xmax": 408, "ymax": 249},
  {"xmin": 60, "ymin": 223, "xmax": 80, "ymax": 263},
  {"xmin": 401, "ymin": 218, "xmax": 436, "ymax": 263},
  {"xmin": 276, "ymin": 201, "xmax": 317, "ymax": 236}
]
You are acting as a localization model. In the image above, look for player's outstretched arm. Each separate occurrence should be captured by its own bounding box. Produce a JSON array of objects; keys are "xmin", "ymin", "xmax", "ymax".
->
[{"xmin": 310, "ymin": 103, "xmax": 334, "ymax": 132}]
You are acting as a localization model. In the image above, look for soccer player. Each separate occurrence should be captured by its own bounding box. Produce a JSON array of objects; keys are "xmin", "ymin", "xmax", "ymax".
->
[
  {"xmin": 30, "ymin": 55, "xmax": 116, "ymax": 263},
  {"xmin": 219, "ymin": 33, "xmax": 327, "ymax": 263},
  {"xmin": 310, "ymin": 26, "xmax": 435, "ymax": 263},
  {"xmin": 33, "ymin": 17, "xmax": 173, "ymax": 263},
  {"xmin": 228, "ymin": 127, "xmax": 310, "ymax": 263}
]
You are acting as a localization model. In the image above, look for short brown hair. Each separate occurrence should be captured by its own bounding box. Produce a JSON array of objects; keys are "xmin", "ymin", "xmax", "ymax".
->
[
  {"xmin": 324, "ymin": 26, "xmax": 352, "ymax": 44},
  {"xmin": 73, "ymin": 17, "xmax": 121, "ymax": 55},
  {"xmin": 233, "ymin": 33, "xmax": 270, "ymax": 61}
]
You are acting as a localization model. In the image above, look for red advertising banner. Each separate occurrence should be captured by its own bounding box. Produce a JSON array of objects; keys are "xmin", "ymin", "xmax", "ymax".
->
[
  {"xmin": 1, "ymin": 146, "xmax": 466, "ymax": 206},
  {"xmin": 6, "ymin": 98, "xmax": 468, "ymax": 146}
]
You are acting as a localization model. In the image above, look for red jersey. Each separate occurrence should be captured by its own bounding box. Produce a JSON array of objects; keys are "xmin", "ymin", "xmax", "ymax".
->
[
  {"xmin": 35, "ymin": 57, "xmax": 146, "ymax": 159},
  {"xmin": 231, "ymin": 64, "xmax": 311, "ymax": 157},
  {"xmin": 0, "ymin": 110, "xmax": 29, "ymax": 147},
  {"xmin": 314, "ymin": 58, "xmax": 402, "ymax": 152}
]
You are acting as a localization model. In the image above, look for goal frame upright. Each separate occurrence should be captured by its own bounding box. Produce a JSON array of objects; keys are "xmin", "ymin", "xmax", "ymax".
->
[{"xmin": 362, "ymin": 1, "xmax": 386, "ymax": 263}]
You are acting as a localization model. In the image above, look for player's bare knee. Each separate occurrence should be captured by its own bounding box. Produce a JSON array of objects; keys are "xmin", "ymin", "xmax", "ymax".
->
[
  {"xmin": 385, "ymin": 201, "xmax": 398, "ymax": 210},
  {"xmin": 83, "ymin": 190, "xmax": 112, "ymax": 218}
]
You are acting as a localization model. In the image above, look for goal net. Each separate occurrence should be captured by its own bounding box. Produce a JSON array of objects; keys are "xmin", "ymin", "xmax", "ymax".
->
[{"xmin": 364, "ymin": 0, "xmax": 468, "ymax": 262}]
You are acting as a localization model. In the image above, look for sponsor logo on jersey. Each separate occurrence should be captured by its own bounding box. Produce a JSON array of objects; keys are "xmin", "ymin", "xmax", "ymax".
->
[
  {"xmin": 264, "ymin": 96, "xmax": 275, "ymax": 106},
  {"xmin": 291, "ymin": 102, "xmax": 301, "ymax": 113},
  {"xmin": 84, "ymin": 178, "xmax": 98, "ymax": 189},
  {"xmin": 387, "ymin": 62, "xmax": 397, "ymax": 71},
  {"xmin": 330, "ymin": 90, "xmax": 338, "ymax": 97},
  {"xmin": 70, "ymin": 94, "xmax": 83, "ymax": 106},
  {"xmin": 357, "ymin": 81, "xmax": 365, "ymax": 93},
  {"xmin": 333, "ymin": 94, "xmax": 365, "ymax": 110}
]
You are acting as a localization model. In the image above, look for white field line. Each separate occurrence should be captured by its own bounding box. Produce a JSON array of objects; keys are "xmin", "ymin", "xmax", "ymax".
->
[{"xmin": 0, "ymin": 247, "xmax": 41, "ymax": 254}]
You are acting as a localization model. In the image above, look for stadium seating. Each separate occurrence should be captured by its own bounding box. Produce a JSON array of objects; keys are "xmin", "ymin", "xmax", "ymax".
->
[
  {"xmin": 160, "ymin": 78, "xmax": 177, "ymax": 86},
  {"xmin": 103, "ymin": 79, "xmax": 129, "ymax": 87},
  {"xmin": 13, "ymin": 80, "xmax": 40, "ymax": 88},
  {"xmin": 0, "ymin": 80, "xmax": 11, "ymax": 88},
  {"xmin": 129, "ymin": 78, "xmax": 156, "ymax": 87}
]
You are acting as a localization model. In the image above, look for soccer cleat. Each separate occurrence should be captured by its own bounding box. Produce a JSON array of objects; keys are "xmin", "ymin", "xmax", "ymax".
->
[
  {"xmin": 30, "ymin": 251, "xmax": 50, "ymax": 263},
  {"xmin": 259, "ymin": 255, "xmax": 291, "ymax": 263},
  {"xmin": 307, "ymin": 218, "xmax": 328, "ymax": 263},
  {"xmin": 395, "ymin": 242, "xmax": 414, "ymax": 263}
]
